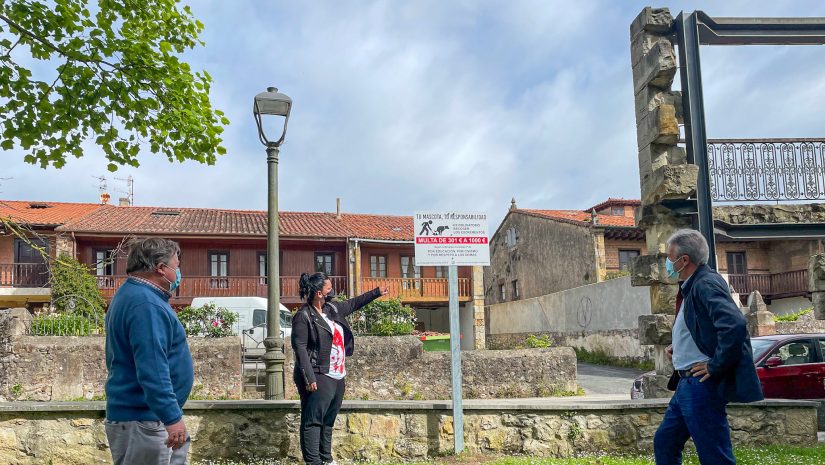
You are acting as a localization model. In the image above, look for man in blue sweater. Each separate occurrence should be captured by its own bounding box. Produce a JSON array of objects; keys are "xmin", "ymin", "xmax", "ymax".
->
[{"xmin": 105, "ymin": 238, "xmax": 194, "ymax": 465}]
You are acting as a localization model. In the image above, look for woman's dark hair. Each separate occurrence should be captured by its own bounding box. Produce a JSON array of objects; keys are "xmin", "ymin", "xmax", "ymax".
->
[{"xmin": 299, "ymin": 272, "xmax": 328, "ymax": 304}]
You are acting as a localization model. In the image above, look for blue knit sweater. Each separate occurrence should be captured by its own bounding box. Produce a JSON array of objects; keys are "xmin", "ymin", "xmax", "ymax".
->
[{"xmin": 105, "ymin": 278, "xmax": 193, "ymax": 425}]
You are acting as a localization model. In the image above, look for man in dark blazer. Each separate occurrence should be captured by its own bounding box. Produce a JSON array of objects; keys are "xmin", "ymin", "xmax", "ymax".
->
[{"xmin": 654, "ymin": 229, "xmax": 763, "ymax": 465}]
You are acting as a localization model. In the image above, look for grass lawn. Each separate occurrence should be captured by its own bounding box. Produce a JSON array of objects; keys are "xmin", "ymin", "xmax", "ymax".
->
[{"xmin": 192, "ymin": 443, "xmax": 825, "ymax": 465}]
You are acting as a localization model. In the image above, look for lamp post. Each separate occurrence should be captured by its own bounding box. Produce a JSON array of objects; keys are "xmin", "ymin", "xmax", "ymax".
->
[{"xmin": 253, "ymin": 87, "xmax": 292, "ymax": 400}]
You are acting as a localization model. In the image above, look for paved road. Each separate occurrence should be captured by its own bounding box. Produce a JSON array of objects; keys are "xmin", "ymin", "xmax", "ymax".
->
[{"xmin": 577, "ymin": 362, "xmax": 646, "ymax": 398}]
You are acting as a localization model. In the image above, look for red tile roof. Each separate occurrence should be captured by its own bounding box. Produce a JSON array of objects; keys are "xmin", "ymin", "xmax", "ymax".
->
[
  {"xmin": 0, "ymin": 200, "xmax": 102, "ymax": 227},
  {"xmin": 37, "ymin": 203, "xmax": 415, "ymax": 241},
  {"xmin": 588, "ymin": 198, "xmax": 641, "ymax": 212},
  {"xmin": 518, "ymin": 209, "xmax": 637, "ymax": 228},
  {"xmin": 339, "ymin": 214, "xmax": 413, "ymax": 241}
]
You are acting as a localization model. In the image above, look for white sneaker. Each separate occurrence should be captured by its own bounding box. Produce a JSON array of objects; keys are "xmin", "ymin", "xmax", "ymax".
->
[{"xmin": 324, "ymin": 461, "xmax": 339, "ymax": 465}]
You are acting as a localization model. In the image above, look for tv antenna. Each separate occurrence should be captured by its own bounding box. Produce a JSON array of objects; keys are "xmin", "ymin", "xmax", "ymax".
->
[{"xmin": 114, "ymin": 175, "xmax": 134, "ymax": 206}]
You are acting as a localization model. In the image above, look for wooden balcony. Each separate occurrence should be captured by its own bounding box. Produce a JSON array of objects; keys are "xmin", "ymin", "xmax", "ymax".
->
[
  {"xmin": 0, "ymin": 263, "xmax": 50, "ymax": 288},
  {"xmin": 728, "ymin": 270, "xmax": 809, "ymax": 300},
  {"xmin": 360, "ymin": 277, "xmax": 471, "ymax": 303},
  {"xmin": 97, "ymin": 275, "xmax": 348, "ymax": 302}
]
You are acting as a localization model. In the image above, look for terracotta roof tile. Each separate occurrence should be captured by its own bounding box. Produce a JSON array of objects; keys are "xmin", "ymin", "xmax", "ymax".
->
[
  {"xmin": 588, "ymin": 198, "xmax": 641, "ymax": 212},
  {"xmin": 34, "ymin": 202, "xmax": 415, "ymax": 240},
  {"xmin": 0, "ymin": 200, "xmax": 102, "ymax": 227},
  {"xmin": 339, "ymin": 214, "xmax": 413, "ymax": 241},
  {"xmin": 519, "ymin": 209, "xmax": 637, "ymax": 228}
]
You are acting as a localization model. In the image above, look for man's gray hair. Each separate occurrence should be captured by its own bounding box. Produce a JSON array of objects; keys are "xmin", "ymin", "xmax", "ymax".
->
[
  {"xmin": 666, "ymin": 229, "xmax": 709, "ymax": 266},
  {"xmin": 126, "ymin": 238, "xmax": 181, "ymax": 274}
]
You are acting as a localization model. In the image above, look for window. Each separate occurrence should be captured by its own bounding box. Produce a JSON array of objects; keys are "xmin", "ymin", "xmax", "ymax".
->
[
  {"xmin": 400, "ymin": 256, "xmax": 421, "ymax": 290},
  {"xmin": 209, "ymin": 251, "xmax": 229, "ymax": 289},
  {"xmin": 611, "ymin": 206, "xmax": 624, "ymax": 216},
  {"xmin": 769, "ymin": 340, "xmax": 815, "ymax": 366},
  {"xmin": 726, "ymin": 252, "xmax": 747, "ymax": 275},
  {"xmin": 315, "ymin": 253, "xmax": 334, "ymax": 276},
  {"xmin": 435, "ymin": 266, "xmax": 447, "ymax": 279},
  {"xmin": 499, "ymin": 283, "xmax": 506, "ymax": 301},
  {"xmin": 512, "ymin": 280, "xmax": 519, "ymax": 299},
  {"xmin": 252, "ymin": 309, "xmax": 266, "ymax": 328},
  {"xmin": 94, "ymin": 249, "xmax": 116, "ymax": 289},
  {"xmin": 618, "ymin": 249, "xmax": 641, "ymax": 272},
  {"xmin": 257, "ymin": 252, "xmax": 267, "ymax": 284},
  {"xmin": 370, "ymin": 255, "xmax": 387, "ymax": 278},
  {"xmin": 505, "ymin": 227, "xmax": 518, "ymax": 247}
]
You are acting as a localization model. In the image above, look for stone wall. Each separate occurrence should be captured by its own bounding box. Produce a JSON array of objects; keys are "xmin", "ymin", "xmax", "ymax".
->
[
  {"xmin": 487, "ymin": 277, "xmax": 652, "ymax": 362},
  {"xmin": 0, "ymin": 335, "xmax": 241, "ymax": 401},
  {"xmin": 283, "ymin": 336, "xmax": 577, "ymax": 400},
  {"xmin": 0, "ymin": 399, "xmax": 816, "ymax": 464},
  {"xmin": 0, "ymin": 306, "xmax": 577, "ymax": 401},
  {"xmin": 488, "ymin": 329, "xmax": 653, "ymax": 364}
]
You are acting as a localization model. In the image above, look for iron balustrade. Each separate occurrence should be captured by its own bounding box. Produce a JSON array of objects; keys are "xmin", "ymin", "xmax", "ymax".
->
[{"xmin": 707, "ymin": 138, "xmax": 825, "ymax": 202}]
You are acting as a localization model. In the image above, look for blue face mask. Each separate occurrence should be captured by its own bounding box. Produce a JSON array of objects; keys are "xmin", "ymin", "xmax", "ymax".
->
[
  {"xmin": 665, "ymin": 256, "xmax": 684, "ymax": 280},
  {"xmin": 162, "ymin": 266, "xmax": 182, "ymax": 292}
]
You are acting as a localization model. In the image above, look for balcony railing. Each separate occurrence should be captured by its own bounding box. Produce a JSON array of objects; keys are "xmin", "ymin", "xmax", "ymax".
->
[
  {"xmin": 0, "ymin": 263, "xmax": 50, "ymax": 287},
  {"xmin": 728, "ymin": 270, "xmax": 809, "ymax": 300},
  {"xmin": 360, "ymin": 277, "xmax": 471, "ymax": 302},
  {"xmin": 97, "ymin": 275, "xmax": 348, "ymax": 301},
  {"xmin": 707, "ymin": 138, "xmax": 825, "ymax": 202}
]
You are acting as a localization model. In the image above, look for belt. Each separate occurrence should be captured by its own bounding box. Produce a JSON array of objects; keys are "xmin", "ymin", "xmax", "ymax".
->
[{"xmin": 676, "ymin": 369, "xmax": 693, "ymax": 378}]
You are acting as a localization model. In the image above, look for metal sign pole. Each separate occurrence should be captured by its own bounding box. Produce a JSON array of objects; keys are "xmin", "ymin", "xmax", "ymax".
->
[{"xmin": 448, "ymin": 264, "xmax": 464, "ymax": 453}]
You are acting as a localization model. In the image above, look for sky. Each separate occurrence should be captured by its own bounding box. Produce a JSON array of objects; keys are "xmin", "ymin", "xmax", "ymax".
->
[{"xmin": 2, "ymin": 0, "xmax": 825, "ymax": 230}]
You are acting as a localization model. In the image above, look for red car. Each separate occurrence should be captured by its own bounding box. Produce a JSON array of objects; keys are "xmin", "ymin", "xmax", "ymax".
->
[{"xmin": 631, "ymin": 333, "xmax": 825, "ymax": 399}]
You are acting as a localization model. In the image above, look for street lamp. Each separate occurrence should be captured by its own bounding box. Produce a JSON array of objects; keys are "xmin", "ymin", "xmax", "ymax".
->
[{"xmin": 253, "ymin": 87, "xmax": 292, "ymax": 400}]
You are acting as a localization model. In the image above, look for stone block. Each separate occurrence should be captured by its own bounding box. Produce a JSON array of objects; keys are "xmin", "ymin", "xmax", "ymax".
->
[
  {"xmin": 809, "ymin": 254, "xmax": 825, "ymax": 292},
  {"xmin": 642, "ymin": 164, "xmax": 698, "ymax": 206},
  {"xmin": 747, "ymin": 307, "xmax": 775, "ymax": 337},
  {"xmin": 653, "ymin": 346, "xmax": 674, "ymax": 376},
  {"xmin": 746, "ymin": 291, "xmax": 768, "ymax": 314},
  {"xmin": 636, "ymin": 205, "xmax": 693, "ymax": 254},
  {"xmin": 632, "ymin": 40, "xmax": 677, "ymax": 93},
  {"xmin": 630, "ymin": 7, "xmax": 674, "ymax": 38},
  {"xmin": 650, "ymin": 283, "xmax": 679, "ymax": 315},
  {"xmin": 635, "ymin": 87, "xmax": 683, "ymax": 123},
  {"xmin": 630, "ymin": 253, "xmax": 673, "ymax": 286},
  {"xmin": 712, "ymin": 203, "xmax": 825, "ymax": 225},
  {"xmin": 0, "ymin": 308, "xmax": 32, "ymax": 339},
  {"xmin": 638, "ymin": 144, "xmax": 686, "ymax": 182},
  {"xmin": 638, "ymin": 314, "xmax": 674, "ymax": 345},
  {"xmin": 636, "ymin": 103, "xmax": 679, "ymax": 149},
  {"xmin": 813, "ymin": 292, "xmax": 825, "ymax": 320},
  {"xmin": 642, "ymin": 374, "xmax": 673, "ymax": 399}
]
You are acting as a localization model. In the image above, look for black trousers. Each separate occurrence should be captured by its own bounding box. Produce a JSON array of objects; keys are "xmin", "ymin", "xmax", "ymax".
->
[{"xmin": 294, "ymin": 370, "xmax": 345, "ymax": 465}]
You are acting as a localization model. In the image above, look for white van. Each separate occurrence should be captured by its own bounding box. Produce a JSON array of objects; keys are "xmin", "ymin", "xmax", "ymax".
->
[{"xmin": 189, "ymin": 297, "xmax": 292, "ymax": 357}]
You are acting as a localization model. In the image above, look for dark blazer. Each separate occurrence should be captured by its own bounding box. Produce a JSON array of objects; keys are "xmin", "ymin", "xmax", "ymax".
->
[
  {"xmin": 667, "ymin": 265, "xmax": 764, "ymax": 403},
  {"xmin": 291, "ymin": 287, "xmax": 382, "ymax": 386}
]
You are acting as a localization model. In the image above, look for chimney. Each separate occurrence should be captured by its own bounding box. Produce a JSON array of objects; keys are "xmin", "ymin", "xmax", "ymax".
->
[
  {"xmin": 118, "ymin": 197, "xmax": 130, "ymax": 207},
  {"xmin": 510, "ymin": 197, "xmax": 517, "ymax": 211},
  {"xmin": 336, "ymin": 198, "xmax": 341, "ymax": 219},
  {"xmin": 591, "ymin": 208, "xmax": 598, "ymax": 226},
  {"xmin": 100, "ymin": 192, "xmax": 111, "ymax": 205}
]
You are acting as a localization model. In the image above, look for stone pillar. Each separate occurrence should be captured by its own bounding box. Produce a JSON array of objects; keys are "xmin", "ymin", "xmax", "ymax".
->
[
  {"xmin": 593, "ymin": 229, "xmax": 607, "ymax": 282},
  {"xmin": 353, "ymin": 241, "xmax": 362, "ymax": 296},
  {"xmin": 810, "ymin": 254, "xmax": 825, "ymax": 320},
  {"xmin": 472, "ymin": 266, "xmax": 486, "ymax": 350},
  {"xmin": 629, "ymin": 7, "xmax": 698, "ymax": 399},
  {"xmin": 746, "ymin": 291, "xmax": 775, "ymax": 337},
  {"xmin": 54, "ymin": 233, "xmax": 76, "ymax": 259}
]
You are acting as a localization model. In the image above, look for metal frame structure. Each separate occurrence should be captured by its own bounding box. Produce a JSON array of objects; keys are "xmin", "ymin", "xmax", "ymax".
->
[{"xmin": 674, "ymin": 11, "xmax": 825, "ymax": 270}]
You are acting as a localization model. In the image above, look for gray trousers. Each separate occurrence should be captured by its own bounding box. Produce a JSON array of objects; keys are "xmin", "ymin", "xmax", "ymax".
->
[{"xmin": 105, "ymin": 420, "xmax": 190, "ymax": 465}]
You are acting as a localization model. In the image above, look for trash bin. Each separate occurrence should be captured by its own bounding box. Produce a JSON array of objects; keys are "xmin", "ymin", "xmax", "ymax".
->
[{"xmin": 420, "ymin": 334, "xmax": 461, "ymax": 351}]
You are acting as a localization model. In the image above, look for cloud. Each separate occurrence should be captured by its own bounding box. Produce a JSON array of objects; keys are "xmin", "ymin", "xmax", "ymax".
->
[{"xmin": 2, "ymin": 0, "xmax": 825, "ymax": 230}]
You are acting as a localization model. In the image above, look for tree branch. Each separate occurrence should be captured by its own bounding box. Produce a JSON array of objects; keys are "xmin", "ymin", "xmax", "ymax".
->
[{"xmin": 0, "ymin": 13, "xmax": 126, "ymax": 73}]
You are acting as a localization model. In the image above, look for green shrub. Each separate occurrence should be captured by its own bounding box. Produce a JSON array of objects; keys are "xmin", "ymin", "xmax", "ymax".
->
[
  {"xmin": 525, "ymin": 334, "xmax": 553, "ymax": 348},
  {"xmin": 774, "ymin": 307, "xmax": 812, "ymax": 322},
  {"xmin": 605, "ymin": 269, "xmax": 631, "ymax": 280},
  {"xmin": 347, "ymin": 298, "xmax": 416, "ymax": 336},
  {"xmin": 30, "ymin": 313, "xmax": 101, "ymax": 336},
  {"xmin": 177, "ymin": 303, "xmax": 238, "ymax": 337},
  {"xmin": 50, "ymin": 254, "xmax": 106, "ymax": 318}
]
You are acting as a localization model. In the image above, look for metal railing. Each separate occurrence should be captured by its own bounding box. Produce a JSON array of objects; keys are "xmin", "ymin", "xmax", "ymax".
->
[
  {"xmin": 96, "ymin": 275, "xmax": 348, "ymax": 300},
  {"xmin": 728, "ymin": 269, "xmax": 809, "ymax": 299},
  {"xmin": 707, "ymin": 138, "xmax": 825, "ymax": 202},
  {"xmin": 0, "ymin": 263, "xmax": 49, "ymax": 287},
  {"xmin": 360, "ymin": 277, "xmax": 471, "ymax": 301}
]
